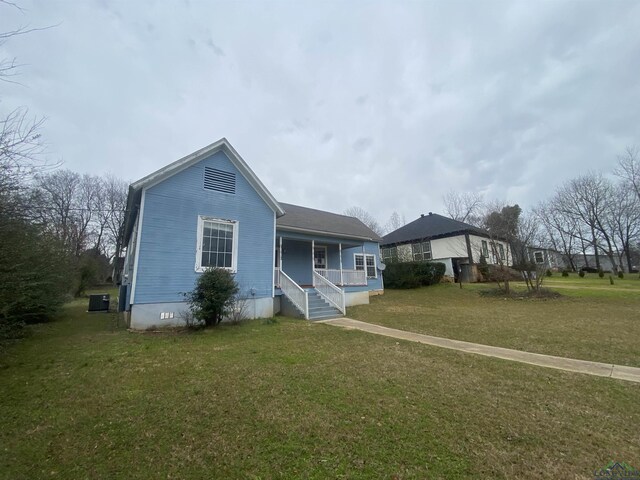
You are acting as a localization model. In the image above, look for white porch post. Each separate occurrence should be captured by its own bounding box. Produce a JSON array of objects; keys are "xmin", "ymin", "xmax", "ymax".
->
[
  {"xmin": 362, "ymin": 244, "xmax": 366, "ymax": 284},
  {"xmin": 339, "ymin": 243, "xmax": 343, "ymax": 286},
  {"xmin": 311, "ymin": 240, "xmax": 315, "ymax": 287}
]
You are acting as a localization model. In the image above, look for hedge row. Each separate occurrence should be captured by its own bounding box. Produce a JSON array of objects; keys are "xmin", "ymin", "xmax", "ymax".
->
[{"xmin": 383, "ymin": 261, "xmax": 446, "ymax": 289}]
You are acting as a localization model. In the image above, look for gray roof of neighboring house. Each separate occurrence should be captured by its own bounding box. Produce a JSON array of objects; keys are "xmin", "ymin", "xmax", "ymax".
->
[
  {"xmin": 382, "ymin": 212, "xmax": 488, "ymax": 245},
  {"xmin": 277, "ymin": 202, "xmax": 382, "ymax": 242}
]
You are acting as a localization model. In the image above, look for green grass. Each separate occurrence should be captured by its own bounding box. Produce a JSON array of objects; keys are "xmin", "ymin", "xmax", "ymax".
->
[
  {"xmin": 349, "ymin": 277, "xmax": 640, "ymax": 367},
  {"xmin": 1, "ymin": 292, "xmax": 639, "ymax": 479}
]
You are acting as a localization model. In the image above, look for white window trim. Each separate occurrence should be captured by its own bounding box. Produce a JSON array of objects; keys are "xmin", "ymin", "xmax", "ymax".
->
[
  {"xmin": 534, "ymin": 250, "xmax": 545, "ymax": 264},
  {"xmin": 354, "ymin": 253, "xmax": 377, "ymax": 279},
  {"xmin": 481, "ymin": 240, "xmax": 489, "ymax": 260},
  {"xmin": 195, "ymin": 216, "xmax": 239, "ymax": 273}
]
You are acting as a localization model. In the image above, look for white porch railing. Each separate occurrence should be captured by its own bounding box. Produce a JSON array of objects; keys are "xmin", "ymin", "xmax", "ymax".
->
[
  {"xmin": 278, "ymin": 269, "xmax": 309, "ymax": 319},
  {"xmin": 313, "ymin": 271, "xmax": 346, "ymax": 314},
  {"xmin": 315, "ymin": 268, "xmax": 367, "ymax": 286}
]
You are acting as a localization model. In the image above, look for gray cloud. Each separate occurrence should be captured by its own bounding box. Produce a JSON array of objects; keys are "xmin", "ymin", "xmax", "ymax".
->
[
  {"xmin": 2, "ymin": 0, "xmax": 640, "ymax": 227},
  {"xmin": 353, "ymin": 137, "xmax": 373, "ymax": 153}
]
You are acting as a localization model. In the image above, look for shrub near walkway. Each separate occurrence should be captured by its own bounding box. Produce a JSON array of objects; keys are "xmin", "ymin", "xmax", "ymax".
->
[
  {"xmin": 348, "ymin": 282, "xmax": 640, "ymax": 367},
  {"xmin": 1, "ymin": 295, "xmax": 639, "ymax": 479}
]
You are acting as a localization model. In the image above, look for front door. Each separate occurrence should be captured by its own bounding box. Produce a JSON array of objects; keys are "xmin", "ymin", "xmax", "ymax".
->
[{"xmin": 314, "ymin": 246, "xmax": 327, "ymax": 270}]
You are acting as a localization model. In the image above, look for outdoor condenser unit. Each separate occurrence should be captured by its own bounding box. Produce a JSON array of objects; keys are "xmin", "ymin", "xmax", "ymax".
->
[{"xmin": 88, "ymin": 294, "xmax": 110, "ymax": 313}]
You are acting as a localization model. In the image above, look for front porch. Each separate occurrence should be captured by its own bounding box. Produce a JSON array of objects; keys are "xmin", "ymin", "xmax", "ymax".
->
[
  {"xmin": 273, "ymin": 236, "xmax": 368, "ymax": 288},
  {"xmin": 272, "ymin": 234, "xmax": 376, "ymax": 320}
]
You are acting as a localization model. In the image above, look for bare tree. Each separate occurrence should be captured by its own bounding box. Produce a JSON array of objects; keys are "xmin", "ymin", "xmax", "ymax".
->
[
  {"xmin": 384, "ymin": 211, "xmax": 406, "ymax": 234},
  {"xmin": 534, "ymin": 200, "xmax": 579, "ymax": 271},
  {"xmin": 29, "ymin": 171, "xmax": 128, "ymax": 261},
  {"xmin": 97, "ymin": 175, "xmax": 128, "ymax": 281},
  {"xmin": 442, "ymin": 191, "xmax": 484, "ymax": 226},
  {"xmin": 0, "ymin": 6, "xmax": 53, "ymax": 217},
  {"xmin": 607, "ymin": 184, "xmax": 640, "ymax": 273},
  {"xmin": 344, "ymin": 206, "xmax": 384, "ymax": 236},
  {"xmin": 554, "ymin": 173, "xmax": 620, "ymax": 273},
  {"xmin": 615, "ymin": 146, "xmax": 640, "ymax": 202},
  {"xmin": 482, "ymin": 204, "xmax": 521, "ymax": 294}
]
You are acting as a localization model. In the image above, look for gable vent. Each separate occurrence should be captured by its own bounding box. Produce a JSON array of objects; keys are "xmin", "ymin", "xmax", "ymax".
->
[{"xmin": 204, "ymin": 167, "xmax": 236, "ymax": 194}]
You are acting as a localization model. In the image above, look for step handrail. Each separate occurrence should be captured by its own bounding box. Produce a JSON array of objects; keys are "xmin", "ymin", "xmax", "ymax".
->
[
  {"xmin": 279, "ymin": 269, "xmax": 309, "ymax": 319},
  {"xmin": 312, "ymin": 271, "xmax": 345, "ymax": 314}
]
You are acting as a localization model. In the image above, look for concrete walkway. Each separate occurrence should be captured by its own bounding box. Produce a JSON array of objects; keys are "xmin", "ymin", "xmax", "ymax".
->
[{"xmin": 320, "ymin": 318, "xmax": 640, "ymax": 384}]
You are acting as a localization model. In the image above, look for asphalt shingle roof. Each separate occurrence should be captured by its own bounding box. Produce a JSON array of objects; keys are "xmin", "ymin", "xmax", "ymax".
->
[
  {"xmin": 277, "ymin": 203, "xmax": 382, "ymax": 242},
  {"xmin": 382, "ymin": 212, "xmax": 488, "ymax": 245}
]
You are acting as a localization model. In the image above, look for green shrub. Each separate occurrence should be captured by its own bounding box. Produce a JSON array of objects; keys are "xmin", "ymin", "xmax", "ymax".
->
[
  {"xmin": 0, "ymin": 215, "xmax": 72, "ymax": 339},
  {"xmin": 578, "ymin": 270, "xmax": 585, "ymax": 278},
  {"xmin": 617, "ymin": 271, "xmax": 624, "ymax": 279},
  {"xmin": 184, "ymin": 268, "xmax": 239, "ymax": 326},
  {"xmin": 561, "ymin": 270, "xmax": 569, "ymax": 277},
  {"xmin": 546, "ymin": 269, "xmax": 553, "ymax": 277},
  {"xmin": 383, "ymin": 261, "xmax": 446, "ymax": 289},
  {"xmin": 598, "ymin": 270, "xmax": 605, "ymax": 278}
]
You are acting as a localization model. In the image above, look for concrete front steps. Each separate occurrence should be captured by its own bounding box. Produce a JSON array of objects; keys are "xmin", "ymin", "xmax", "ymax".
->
[{"xmin": 306, "ymin": 289, "xmax": 343, "ymax": 321}]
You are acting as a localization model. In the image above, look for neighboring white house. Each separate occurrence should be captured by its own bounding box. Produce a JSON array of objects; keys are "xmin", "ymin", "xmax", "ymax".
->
[
  {"xmin": 523, "ymin": 246, "xmax": 567, "ymax": 271},
  {"xmin": 380, "ymin": 212, "xmax": 512, "ymax": 282}
]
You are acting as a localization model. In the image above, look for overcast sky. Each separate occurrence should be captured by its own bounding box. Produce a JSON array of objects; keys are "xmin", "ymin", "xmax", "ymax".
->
[{"xmin": 2, "ymin": 0, "xmax": 640, "ymax": 226}]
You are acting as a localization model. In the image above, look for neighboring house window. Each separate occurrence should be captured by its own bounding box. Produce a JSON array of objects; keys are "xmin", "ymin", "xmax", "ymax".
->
[
  {"xmin": 411, "ymin": 241, "xmax": 432, "ymax": 261},
  {"xmin": 481, "ymin": 240, "xmax": 489, "ymax": 259},
  {"xmin": 422, "ymin": 241, "xmax": 432, "ymax": 260},
  {"xmin": 196, "ymin": 216, "xmax": 238, "ymax": 272},
  {"xmin": 355, "ymin": 253, "xmax": 377, "ymax": 278},
  {"xmin": 498, "ymin": 244, "xmax": 505, "ymax": 261},
  {"xmin": 534, "ymin": 251, "xmax": 544, "ymax": 264},
  {"xmin": 381, "ymin": 246, "xmax": 398, "ymax": 262}
]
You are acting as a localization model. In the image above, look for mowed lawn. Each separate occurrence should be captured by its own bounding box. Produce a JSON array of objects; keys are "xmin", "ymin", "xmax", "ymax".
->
[
  {"xmin": 1, "ymin": 292, "xmax": 639, "ymax": 479},
  {"xmin": 349, "ymin": 274, "xmax": 640, "ymax": 367}
]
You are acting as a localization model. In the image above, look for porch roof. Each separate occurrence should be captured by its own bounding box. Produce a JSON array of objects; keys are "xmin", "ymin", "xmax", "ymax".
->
[{"xmin": 277, "ymin": 203, "xmax": 382, "ymax": 243}]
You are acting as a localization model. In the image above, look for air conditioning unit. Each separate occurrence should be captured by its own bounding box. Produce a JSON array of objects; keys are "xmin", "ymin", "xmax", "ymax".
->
[{"xmin": 88, "ymin": 294, "xmax": 110, "ymax": 313}]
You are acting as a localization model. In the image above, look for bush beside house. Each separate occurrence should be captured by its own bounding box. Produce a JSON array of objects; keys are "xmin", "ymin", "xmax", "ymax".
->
[{"xmin": 383, "ymin": 261, "xmax": 446, "ymax": 289}]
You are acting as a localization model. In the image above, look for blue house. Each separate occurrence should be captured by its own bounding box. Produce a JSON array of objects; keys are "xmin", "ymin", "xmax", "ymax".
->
[{"xmin": 121, "ymin": 138, "xmax": 383, "ymax": 329}]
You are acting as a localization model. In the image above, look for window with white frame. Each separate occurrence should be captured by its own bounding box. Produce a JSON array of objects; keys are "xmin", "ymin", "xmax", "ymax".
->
[
  {"xmin": 481, "ymin": 240, "xmax": 489, "ymax": 259},
  {"xmin": 411, "ymin": 241, "xmax": 432, "ymax": 261},
  {"xmin": 498, "ymin": 243, "xmax": 505, "ymax": 261},
  {"xmin": 196, "ymin": 216, "xmax": 238, "ymax": 272},
  {"xmin": 354, "ymin": 253, "xmax": 377, "ymax": 278},
  {"xmin": 534, "ymin": 251, "xmax": 544, "ymax": 264}
]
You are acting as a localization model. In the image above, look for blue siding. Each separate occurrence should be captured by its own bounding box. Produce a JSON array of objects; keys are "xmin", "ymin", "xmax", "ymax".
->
[
  {"xmin": 276, "ymin": 230, "xmax": 382, "ymax": 291},
  {"xmin": 343, "ymin": 241, "xmax": 384, "ymax": 292},
  {"xmin": 280, "ymin": 239, "xmax": 313, "ymax": 285},
  {"xmin": 134, "ymin": 150, "xmax": 275, "ymax": 304}
]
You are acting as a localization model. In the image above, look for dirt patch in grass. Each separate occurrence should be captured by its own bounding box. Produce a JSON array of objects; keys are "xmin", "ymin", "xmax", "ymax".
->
[{"xmin": 478, "ymin": 287, "xmax": 563, "ymax": 300}]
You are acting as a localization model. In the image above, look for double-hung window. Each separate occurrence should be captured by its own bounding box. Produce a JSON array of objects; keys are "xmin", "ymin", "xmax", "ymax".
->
[
  {"xmin": 411, "ymin": 241, "xmax": 432, "ymax": 261},
  {"xmin": 381, "ymin": 246, "xmax": 398, "ymax": 263},
  {"xmin": 354, "ymin": 253, "xmax": 377, "ymax": 278},
  {"xmin": 498, "ymin": 243, "xmax": 505, "ymax": 261},
  {"xmin": 196, "ymin": 216, "xmax": 238, "ymax": 272}
]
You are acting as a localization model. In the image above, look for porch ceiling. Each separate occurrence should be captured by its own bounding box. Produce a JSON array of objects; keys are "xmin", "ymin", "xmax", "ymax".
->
[{"xmin": 277, "ymin": 235, "xmax": 362, "ymax": 249}]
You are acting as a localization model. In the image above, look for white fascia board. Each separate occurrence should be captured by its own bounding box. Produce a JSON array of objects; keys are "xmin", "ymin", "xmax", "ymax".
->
[
  {"xmin": 130, "ymin": 187, "xmax": 146, "ymax": 305},
  {"xmin": 130, "ymin": 138, "xmax": 284, "ymax": 217},
  {"xmin": 276, "ymin": 225, "xmax": 378, "ymax": 242}
]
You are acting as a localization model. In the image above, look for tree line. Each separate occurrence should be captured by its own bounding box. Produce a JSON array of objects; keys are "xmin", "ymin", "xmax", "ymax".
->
[
  {"xmin": 442, "ymin": 149, "xmax": 640, "ymax": 275},
  {"xmin": 1, "ymin": 5, "xmax": 128, "ymax": 340}
]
